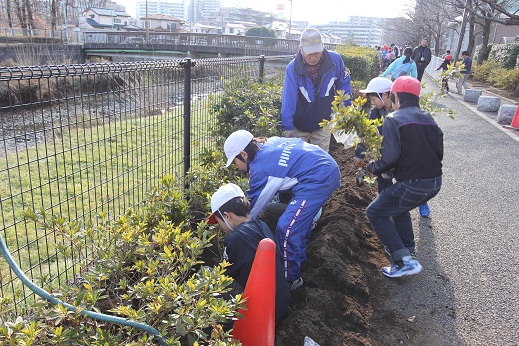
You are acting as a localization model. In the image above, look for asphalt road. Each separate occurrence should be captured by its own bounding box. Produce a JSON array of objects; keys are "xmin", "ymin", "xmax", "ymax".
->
[{"xmin": 377, "ymin": 76, "xmax": 519, "ymax": 346}]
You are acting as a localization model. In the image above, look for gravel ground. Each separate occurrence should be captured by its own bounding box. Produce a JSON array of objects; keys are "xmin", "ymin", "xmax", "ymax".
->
[{"xmin": 374, "ymin": 75, "xmax": 519, "ymax": 345}]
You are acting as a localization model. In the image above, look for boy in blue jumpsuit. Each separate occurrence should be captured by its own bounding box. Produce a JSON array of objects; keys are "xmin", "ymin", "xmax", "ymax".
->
[{"xmin": 223, "ymin": 130, "xmax": 340, "ymax": 290}]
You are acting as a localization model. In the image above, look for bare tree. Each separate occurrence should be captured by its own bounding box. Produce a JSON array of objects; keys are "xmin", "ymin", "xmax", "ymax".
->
[
  {"xmin": 25, "ymin": 0, "xmax": 35, "ymax": 30},
  {"xmin": 446, "ymin": 0, "xmax": 518, "ymax": 62},
  {"xmin": 50, "ymin": 0, "xmax": 58, "ymax": 30},
  {"xmin": 15, "ymin": 0, "xmax": 28, "ymax": 34},
  {"xmin": 414, "ymin": 0, "xmax": 460, "ymax": 55},
  {"xmin": 381, "ymin": 0, "xmax": 460, "ymax": 54},
  {"xmin": 449, "ymin": 0, "xmax": 519, "ymax": 25},
  {"xmin": 6, "ymin": 0, "xmax": 15, "ymax": 28}
]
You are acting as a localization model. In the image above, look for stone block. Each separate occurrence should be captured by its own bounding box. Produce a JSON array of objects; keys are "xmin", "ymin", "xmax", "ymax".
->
[
  {"xmin": 497, "ymin": 104, "xmax": 519, "ymax": 124},
  {"xmin": 477, "ymin": 96, "xmax": 501, "ymax": 112},
  {"xmin": 463, "ymin": 89, "xmax": 482, "ymax": 103}
]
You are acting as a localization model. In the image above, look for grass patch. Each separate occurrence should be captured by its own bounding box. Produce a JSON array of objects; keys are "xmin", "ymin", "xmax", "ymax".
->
[{"xmin": 0, "ymin": 100, "xmax": 217, "ymax": 308}]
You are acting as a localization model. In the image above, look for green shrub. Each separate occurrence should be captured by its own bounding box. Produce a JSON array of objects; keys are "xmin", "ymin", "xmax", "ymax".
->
[
  {"xmin": 471, "ymin": 60, "xmax": 502, "ymax": 83},
  {"xmin": 245, "ymin": 27, "xmax": 276, "ymax": 38},
  {"xmin": 350, "ymin": 80, "xmax": 366, "ymax": 101},
  {"xmin": 209, "ymin": 75, "xmax": 284, "ymax": 140},
  {"xmin": 3, "ymin": 177, "xmax": 244, "ymax": 345},
  {"xmin": 336, "ymin": 45, "xmax": 379, "ymax": 86},
  {"xmin": 491, "ymin": 68, "xmax": 519, "ymax": 91}
]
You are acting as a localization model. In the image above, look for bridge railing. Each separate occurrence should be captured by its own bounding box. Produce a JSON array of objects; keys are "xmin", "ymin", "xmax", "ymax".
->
[
  {"xmin": 83, "ymin": 31, "xmax": 337, "ymax": 54},
  {"xmin": 0, "ymin": 55, "xmax": 293, "ymax": 313}
]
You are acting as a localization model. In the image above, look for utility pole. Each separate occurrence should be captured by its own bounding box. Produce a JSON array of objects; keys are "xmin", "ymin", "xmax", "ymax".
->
[
  {"xmin": 145, "ymin": 0, "xmax": 149, "ymax": 41},
  {"xmin": 111, "ymin": 0, "xmax": 114, "ymax": 31},
  {"xmin": 454, "ymin": 0, "xmax": 470, "ymax": 66},
  {"xmin": 61, "ymin": 0, "xmax": 69, "ymax": 44},
  {"xmin": 288, "ymin": 0, "xmax": 293, "ymax": 37}
]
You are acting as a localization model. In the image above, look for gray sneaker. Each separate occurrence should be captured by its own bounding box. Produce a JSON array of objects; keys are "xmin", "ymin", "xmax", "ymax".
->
[
  {"xmin": 382, "ymin": 256, "xmax": 422, "ymax": 278},
  {"xmin": 288, "ymin": 277, "xmax": 304, "ymax": 291}
]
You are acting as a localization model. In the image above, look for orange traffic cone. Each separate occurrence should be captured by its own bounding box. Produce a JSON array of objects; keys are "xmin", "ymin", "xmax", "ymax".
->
[
  {"xmin": 232, "ymin": 238, "xmax": 276, "ymax": 346},
  {"xmin": 510, "ymin": 105, "xmax": 519, "ymax": 129}
]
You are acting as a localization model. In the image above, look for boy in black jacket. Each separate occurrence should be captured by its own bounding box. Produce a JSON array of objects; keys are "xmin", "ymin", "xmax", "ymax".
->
[
  {"xmin": 207, "ymin": 183, "xmax": 290, "ymax": 324},
  {"xmin": 366, "ymin": 76, "xmax": 443, "ymax": 278}
]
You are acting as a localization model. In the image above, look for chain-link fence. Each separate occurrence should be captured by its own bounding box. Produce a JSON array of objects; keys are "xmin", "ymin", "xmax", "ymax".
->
[{"xmin": 0, "ymin": 55, "xmax": 291, "ymax": 312}]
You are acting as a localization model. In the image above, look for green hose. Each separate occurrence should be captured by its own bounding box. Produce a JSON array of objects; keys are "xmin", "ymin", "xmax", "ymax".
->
[{"xmin": 0, "ymin": 234, "xmax": 168, "ymax": 346}]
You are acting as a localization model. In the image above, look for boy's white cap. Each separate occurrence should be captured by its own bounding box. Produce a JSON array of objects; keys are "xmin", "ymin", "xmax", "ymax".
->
[
  {"xmin": 224, "ymin": 130, "xmax": 253, "ymax": 167},
  {"xmin": 207, "ymin": 183, "xmax": 245, "ymax": 224},
  {"xmin": 359, "ymin": 77, "xmax": 393, "ymax": 94},
  {"xmin": 300, "ymin": 28, "xmax": 324, "ymax": 54}
]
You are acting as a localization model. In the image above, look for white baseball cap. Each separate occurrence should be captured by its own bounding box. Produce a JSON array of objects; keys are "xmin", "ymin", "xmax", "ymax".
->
[
  {"xmin": 207, "ymin": 183, "xmax": 245, "ymax": 224},
  {"xmin": 300, "ymin": 28, "xmax": 324, "ymax": 54},
  {"xmin": 359, "ymin": 77, "xmax": 393, "ymax": 94},
  {"xmin": 224, "ymin": 130, "xmax": 253, "ymax": 167}
]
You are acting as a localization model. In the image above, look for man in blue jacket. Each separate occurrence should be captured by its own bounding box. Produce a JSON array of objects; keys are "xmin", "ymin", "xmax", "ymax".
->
[
  {"xmin": 366, "ymin": 76, "xmax": 443, "ymax": 278},
  {"xmin": 223, "ymin": 130, "xmax": 340, "ymax": 290},
  {"xmin": 281, "ymin": 28, "xmax": 352, "ymax": 152}
]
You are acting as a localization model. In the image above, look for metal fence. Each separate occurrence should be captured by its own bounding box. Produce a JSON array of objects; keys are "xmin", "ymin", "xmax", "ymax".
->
[{"xmin": 0, "ymin": 55, "xmax": 291, "ymax": 312}]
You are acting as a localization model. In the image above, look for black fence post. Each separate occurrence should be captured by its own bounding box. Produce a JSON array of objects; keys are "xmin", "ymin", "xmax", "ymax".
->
[
  {"xmin": 259, "ymin": 55, "xmax": 266, "ymax": 83},
  {"xmin": 183, "ymin": 58, "xmax": 192, "ymax": 186}
]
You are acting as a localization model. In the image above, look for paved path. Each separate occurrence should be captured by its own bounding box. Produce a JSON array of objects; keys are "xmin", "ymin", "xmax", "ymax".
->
[{"xmin": 377, "ymin": 75, "xmax": 519, "ymax": 346}]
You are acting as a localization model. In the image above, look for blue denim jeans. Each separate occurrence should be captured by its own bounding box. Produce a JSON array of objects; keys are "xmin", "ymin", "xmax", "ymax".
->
[{"xmin": 366, "ymin": 176, "xmax": 442, "ymax": 262}]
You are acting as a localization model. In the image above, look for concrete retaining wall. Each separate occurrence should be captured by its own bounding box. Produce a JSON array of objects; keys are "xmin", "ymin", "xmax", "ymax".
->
[{"xmin": 0, "ymin": 44, "xmax": 85, "ymax": 65}]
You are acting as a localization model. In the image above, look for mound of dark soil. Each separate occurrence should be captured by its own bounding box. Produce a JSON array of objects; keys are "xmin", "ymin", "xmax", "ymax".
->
[{"xmin": 275, "ymin": 140, "xmax": 388, "ymax": 346}]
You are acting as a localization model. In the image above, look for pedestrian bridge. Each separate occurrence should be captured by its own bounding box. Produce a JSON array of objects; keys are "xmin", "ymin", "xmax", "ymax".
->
[{"xmin": 83, "ymin": 31, "xmax": 338, "ymax": 61}]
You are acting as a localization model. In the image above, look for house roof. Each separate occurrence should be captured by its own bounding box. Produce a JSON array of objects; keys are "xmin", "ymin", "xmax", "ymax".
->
[
  {"xmin": 141, "ymin": 13, "xmax": 185, "ymax": 23},
  {"xmin": 194, "ymin": 23, "xmax": 220, "ymax": 30},
  {"xmin": 85, "ymin": 6, "xmax": 131, "ymax": 17},
  {"xmin": 226, "ymin": 23, "xmax": 247, "ymax": 29},
  {"xmin": 85, "ymin": 18, "xmax": 141, "ymax": 30}
]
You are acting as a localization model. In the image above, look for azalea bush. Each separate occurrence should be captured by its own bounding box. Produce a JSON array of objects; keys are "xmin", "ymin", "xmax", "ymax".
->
[
  {"xmin": 472, "ymin": 60, "xmax": 519, "ymax": 92},
  {"xmin": 2, "ymin": 176, "xmax": 245, "ymax": 346},
  {"xmin": 208, "ymin": 75, "xmax": 284, "ymax": 140}
]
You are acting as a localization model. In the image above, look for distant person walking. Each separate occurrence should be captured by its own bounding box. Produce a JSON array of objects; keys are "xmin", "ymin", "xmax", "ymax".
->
[
  {"xmin": 436, "ymin": 52, "xmax": 452, "ymax": 94},
  {"xmin": 456, "ymin": 50, "xmax": 472, "ymax": 95},
  {"xmin": 281, "ymin": 28, "xmax": 352, "ymax": 152},
  {"xmin": 381, "ymin": 47, "xmax": 418, "ymax": 81},
  {"xmin": 411, "ymin": 38, "xmax": 432, "ymax": 81}
]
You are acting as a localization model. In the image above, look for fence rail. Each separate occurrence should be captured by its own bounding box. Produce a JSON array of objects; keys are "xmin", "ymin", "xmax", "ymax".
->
[{"xmin": 0, "ymin": 55, "xmax": 292, "ymax": 312}]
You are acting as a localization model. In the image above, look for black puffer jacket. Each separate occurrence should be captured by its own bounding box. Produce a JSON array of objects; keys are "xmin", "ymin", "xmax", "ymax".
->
[{"xmin": 368, "ymin": 105, "xmax": 443, "ymax": 181}]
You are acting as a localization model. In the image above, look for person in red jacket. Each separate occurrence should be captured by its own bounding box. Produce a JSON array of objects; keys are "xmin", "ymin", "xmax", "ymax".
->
[{"xmin": 436, "ymin": 53, "xmax": 452, "ymax": 93}]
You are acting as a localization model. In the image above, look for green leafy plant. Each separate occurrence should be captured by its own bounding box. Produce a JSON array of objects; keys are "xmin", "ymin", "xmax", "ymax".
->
[
  {"xmin": 471, "ymin": 60, "xmax": 502, "ymax": 83},
  {"xmin": 336, "ymin": 45, "xmax": 380, "ymax": 86},
  {"xmin": 5, "ymin": 177, "xmax": 245, "ymax": 345},
  {"xmin": 323, "ymin": 91, "xmax": 383, "ymax": 161},
  {"xmin": 325, "ymin": 82, "xmax": 455, "ymax": 187},
  {"xmin": 208, "ymin": 75, "xmax": 284, "ymax": 140}
]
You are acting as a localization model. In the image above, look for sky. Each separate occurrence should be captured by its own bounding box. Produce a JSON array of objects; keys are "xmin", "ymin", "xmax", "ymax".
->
[
  {"xmin": 222, "ymin": 0, "xmax": 413, "ymax": 24},
  {"xmin": 123, "ymin": 0, "xmax": 414, "ymax": 24}
]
